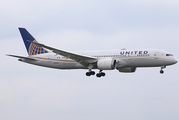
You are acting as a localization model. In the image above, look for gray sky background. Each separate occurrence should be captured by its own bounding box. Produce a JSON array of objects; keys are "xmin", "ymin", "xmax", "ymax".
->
[{"xmin": 0, "ymin": 0, "xmax": 179, "ymax": 120}]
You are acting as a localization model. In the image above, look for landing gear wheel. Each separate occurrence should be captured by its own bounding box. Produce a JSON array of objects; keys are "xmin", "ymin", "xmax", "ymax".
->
[
  {"xmin": 86, "ymin": 70, "xmax": 95, "ymax": 77},
  {"xmin": 91, "ymin": 71, "xmax": 95, "ymax": 75},
  {"xmin": 96, "ymin": 73, "xmax": 101, "ymax": 78},
  {"xmin": 160, "ymin": 70, "xmax": 164, "ymax": 74},
  {"xmin": 101, "ymin": 72, "xmax": 105, "ymax": 77},
  {"xmin": 86, "ymin": 72, "xmax": 91, "ymax": 76}
]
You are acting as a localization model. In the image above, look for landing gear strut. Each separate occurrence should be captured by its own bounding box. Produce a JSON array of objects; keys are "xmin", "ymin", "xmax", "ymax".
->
[
  {"xmin": 160, "ymin": 66, "xmax": 166, "ymax": 74},
  {"xmin": 96, "ymin": 70, "xmax": 105, "ymax": 78}
]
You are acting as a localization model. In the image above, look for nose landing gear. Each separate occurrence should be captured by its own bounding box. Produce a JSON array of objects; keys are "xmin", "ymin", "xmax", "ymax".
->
[
  {"xmin": 160, "ymin": 66, "xmax": 166, "ymax": 74},
  {"xmin": 160, "ymin": 70, "xmax": 164, "ymax": 74}
]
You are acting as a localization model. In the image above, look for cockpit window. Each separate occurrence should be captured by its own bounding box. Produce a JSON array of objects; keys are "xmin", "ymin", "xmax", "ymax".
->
[{"xmin": 166, "ymin": 54, "xmax": 173, "ymax": 56}]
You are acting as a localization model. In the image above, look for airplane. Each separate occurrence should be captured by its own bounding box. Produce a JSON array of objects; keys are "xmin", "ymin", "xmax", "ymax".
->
[{"xmin": 7, "ymin": 28, "xmax": 178, "ymax": 77}]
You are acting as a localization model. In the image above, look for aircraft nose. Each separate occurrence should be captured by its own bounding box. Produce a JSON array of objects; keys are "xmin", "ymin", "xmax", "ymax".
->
[{"xmin": 174, "ymin": 58, "xmax": 178, "ymax": 64}]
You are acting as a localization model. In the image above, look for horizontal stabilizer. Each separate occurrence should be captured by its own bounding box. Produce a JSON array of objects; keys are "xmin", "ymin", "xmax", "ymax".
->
[{"xmin": 6, "ymin": 54, "xmax": 37, "ymax": 61}]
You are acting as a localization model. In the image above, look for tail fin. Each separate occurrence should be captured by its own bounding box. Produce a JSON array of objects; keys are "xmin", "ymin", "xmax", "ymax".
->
[{"xmin": 18, "ymin": 28, "xmax": 48, "ymax": 55}]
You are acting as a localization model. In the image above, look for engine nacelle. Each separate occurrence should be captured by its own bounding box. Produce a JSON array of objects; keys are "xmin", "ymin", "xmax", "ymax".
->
[
  {"xmin": 118, "ymin": 67, "xmax": 136, "ymax": 73},
  {"xmin": 97, "ymin": 58, "xmax": 116, "ymax": 70}
]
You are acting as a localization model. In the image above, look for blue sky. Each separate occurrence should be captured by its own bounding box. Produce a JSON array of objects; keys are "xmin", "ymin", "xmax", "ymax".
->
[{"xmin": 0, "ymin": 0, "xmax": 179, "ymax": 120}]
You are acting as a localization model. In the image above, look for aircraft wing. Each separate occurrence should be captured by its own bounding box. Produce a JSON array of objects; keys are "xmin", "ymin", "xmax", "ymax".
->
[
  {"xmin": 28, "ymin": 41, "xmax": 98, "ymax": 68},
  {"xmin": 6, "ymin": 54, "xmax": 38, "ymax": 61}
]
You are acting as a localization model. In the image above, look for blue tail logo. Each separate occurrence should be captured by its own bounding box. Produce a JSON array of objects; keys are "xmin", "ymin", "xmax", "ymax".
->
[{"xmin": 19, "ymin": 28, "xmax": 48, "ymax": 55}]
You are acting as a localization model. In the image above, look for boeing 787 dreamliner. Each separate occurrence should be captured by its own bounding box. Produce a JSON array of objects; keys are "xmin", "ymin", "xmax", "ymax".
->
[{"xmin": 7, "ymin": 28, "xmax": 178, "ymax": 77}]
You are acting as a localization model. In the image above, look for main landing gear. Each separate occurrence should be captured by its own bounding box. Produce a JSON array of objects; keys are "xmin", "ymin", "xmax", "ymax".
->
[
  {"xmin": 96, "ymin": 72, "xmax": 105, "ymax": 78},
  {"xmin": 86, "ymin": 71, "xmax": 95, "ymax": 76},
  {"xmin": 160, "ymin": 66, "xmax": 166, "ymax": 74},
  {"xmin": 96, "ymin": 70, "xmax": 105, "ymax": 78},
  {"xmin": 85, "ymin": 70, "xmax": 106, "ymax": 77}
]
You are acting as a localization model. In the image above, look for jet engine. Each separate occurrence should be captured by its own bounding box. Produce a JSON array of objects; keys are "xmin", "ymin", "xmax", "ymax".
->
[
  {"xmin": 97, "ymin": 58, "xmax": 116, "ymax": 70},
  {"xmin": 118, "ymin": 67, "xmax": 136, "ymax": 73}
]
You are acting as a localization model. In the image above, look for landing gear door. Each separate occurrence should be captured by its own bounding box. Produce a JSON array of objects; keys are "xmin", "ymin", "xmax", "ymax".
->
[{"xmin": 154, "ymin": 52, "xmax": 159, "ymax": 59}]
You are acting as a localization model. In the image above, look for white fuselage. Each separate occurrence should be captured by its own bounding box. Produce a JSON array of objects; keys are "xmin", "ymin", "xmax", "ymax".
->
[{"xmin": 20, "ymin": 49, "xmax": 177, "ymax": 70}]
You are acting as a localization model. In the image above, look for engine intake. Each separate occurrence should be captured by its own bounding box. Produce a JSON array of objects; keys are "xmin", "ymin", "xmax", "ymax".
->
[{"xmin": 97, "ymin": 58, "xmax": 116, "ymax": 70}]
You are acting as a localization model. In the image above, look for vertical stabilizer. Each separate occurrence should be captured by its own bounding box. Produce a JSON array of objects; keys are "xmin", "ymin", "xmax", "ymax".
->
[{"xmin": 19, "ymin": 28, "xmax": 48, "ymax": 55}]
